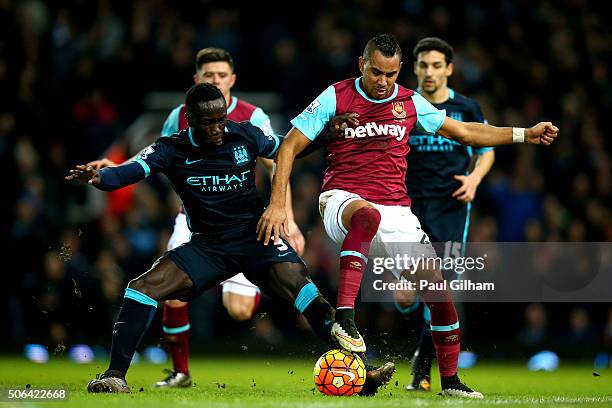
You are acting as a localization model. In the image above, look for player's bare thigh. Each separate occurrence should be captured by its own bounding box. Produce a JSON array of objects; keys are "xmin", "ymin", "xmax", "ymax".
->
[
  {"xmin": 341, "ymin": 200, "xmax": 376, "ymax": 230},
  {"xmin": 167, "ymin": 212, "xmax": 258, "ymax": 319},
  {"xmin": 128, "ymin": 257, "xmax": 194, "ymax": 302}
]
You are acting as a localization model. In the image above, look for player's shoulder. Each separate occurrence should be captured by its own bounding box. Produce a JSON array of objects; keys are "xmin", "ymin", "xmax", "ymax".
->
[
  {"xmin": 229, "ymin": 97, "xmax": 259, "ymax": 122},
  {"xmin": 156, "ymin": 129, "xmax": 191, "ymax": 149},
  {"xmin": 234, "ymin": 97, "xmax": 258, "ymax": 113},
  {"xmin": 332, "ymin": 78, "xmax": 356, "ymax": 92},
  {"xmin": 225, "ymin": 120, "xmax": 271, "ymax": 152},
  {"xmin": 449, "ymin": 89, "xmax": 481, "ymax": 110},
  {"xmin": 161, "ymin": 103, "xmax": 187, "ymax": 136},
  {"xmin": 166, "ymin": 103, "xmax": 187, "ymax": 122},
  {"xmin": 396, "ymin": 83, "xmax": 415, "ymax": 99},
  {"xmin": 226, "ymin": 119, "xmax": 264, "ymax": 140}
]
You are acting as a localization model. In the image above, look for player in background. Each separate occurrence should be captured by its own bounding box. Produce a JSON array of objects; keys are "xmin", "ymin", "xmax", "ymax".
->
[
  {"xmin": 394, "ymin": 37, "xmax": 495, "ymax": 392},
  {"xmin": 88, "ymin": 47, "xmax": 305, "ymax": 388},
  {"xmin": 257, "ymin": 33, "xmax": 558, "ymax": 398},
  {"xmin": 69, "ymin": 84, "xmax": 393, "ymax": 394}
]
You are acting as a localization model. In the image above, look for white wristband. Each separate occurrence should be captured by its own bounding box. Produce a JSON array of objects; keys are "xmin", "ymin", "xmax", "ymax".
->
[{"xmin": 512, "ymin": 127, "xmax": 525, "ymax": 144}]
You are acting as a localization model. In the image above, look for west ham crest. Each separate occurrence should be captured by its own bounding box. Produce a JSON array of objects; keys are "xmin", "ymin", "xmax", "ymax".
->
[{"xmin": 392, "ymin": 101, "xmax": 406, "ymax": 119}]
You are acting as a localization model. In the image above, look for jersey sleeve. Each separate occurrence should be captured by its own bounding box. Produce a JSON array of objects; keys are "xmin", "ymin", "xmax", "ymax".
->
[
  {"xmin": 249, "ymin": 107, "xmax": 275, "ymax": 136},
  {"xmin": 244, "ymin": 124, "xmax": 281, "ymax": 158},
  {"xmin": 290, "ymin": 85, "xmax": 336, "ymax": 141},
  {"xmin": 161, "ymin": 105, "xmax": 182, "ymax": 136},
  {"xmin": 131, "ymin": 139, "xmax": 176, "ymax": 177},
  {"xmin": 470, "ymin": 100, "xmax": 494, "ymax": 154},
  {"xmin": 412, "ymin": 93, "xmax": 447, "ymax": 135}
]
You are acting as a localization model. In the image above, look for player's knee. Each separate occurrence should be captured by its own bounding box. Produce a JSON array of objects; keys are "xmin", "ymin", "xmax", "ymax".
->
[
  {"xmin": 126, "ymin": 272, "xmax": 166, "ymax": 301},
  {"xmin": 166, "ymin": 299, "xmax": 187, "ymax": 308},
  {"xmin": 351, "ymin": 207, "xmax": 381, "ymax": 238},
  {"xmin": 226, "ymin": 301, "xmax": 254, "ymax": 321},
  {"xmin": 415, "ymin": 266, "xmax": 443, "ymax": 284},
  {"xmin": 393, "ymin": 288, "xmax": 417, "ymax": 307},
  {"xmin": 127, "ymin": 277, "xmax": 158, "ymax": 300},
  {"xmin": 396, "ymin": 299, "xmax": 416, "ymax": 309}
]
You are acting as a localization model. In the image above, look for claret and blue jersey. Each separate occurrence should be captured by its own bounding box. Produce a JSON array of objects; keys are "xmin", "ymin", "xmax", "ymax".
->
[
  {"xmin": 291, "ymin": 77, "xmax": 447, "ymax": 207},
  {"xmin": 407, "ymin": 88, "xmax": 493, "ymax": 199},
  {"xmin": 99, "ymin": 121, "xmax": 281, "ymax": 240}
]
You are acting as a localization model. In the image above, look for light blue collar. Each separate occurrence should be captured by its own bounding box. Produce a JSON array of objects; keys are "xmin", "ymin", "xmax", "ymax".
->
[{"xmin": 188, "ymin": 128, "xmax": 198, "ymax": 147}]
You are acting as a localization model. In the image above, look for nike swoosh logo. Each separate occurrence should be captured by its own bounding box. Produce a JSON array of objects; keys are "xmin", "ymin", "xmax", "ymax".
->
[
  {"xmin": 324, "ymin": 319, "xmax": 333, "ymax": 326},
  {"xmin": 329, "ymin": 369, "xmax": 356, "ymax": 382},
  {"xmin": 335, "ymin": 332, "xmax": 364, "ymax": 347},
  {"xmin": 185, "ymin": 159, "xmax": 203, "ymax": 165},
  {"xmin": 113, "ymin": 321, "xmax": 125, "ymax": 334},
  {"xmin": 278, "ymin": 252, "xmax": 291, "ymax": 257}
]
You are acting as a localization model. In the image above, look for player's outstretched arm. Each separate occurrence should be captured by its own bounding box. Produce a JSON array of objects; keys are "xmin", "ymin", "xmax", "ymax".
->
[
  {"xmin": 86, "ymin": 158, "xmax": 118, "ymax": 170},
  {"xmin": 438, "ymin": 117, "xmax": 559, "ymax": 147},
  {"xmin": 65, "ymin": 164, "xmax": 102, "ymax": 185},
  {"xmin": 65, "ymin": 161, "xmax": 146, "ymax": 191},
  {"xmin": 256, "ymin": 127, "xmax": 312, "ymax": 246},
  {"xmin": 87, "ymin": 149, "xmax": 149, "ymax": 170}
]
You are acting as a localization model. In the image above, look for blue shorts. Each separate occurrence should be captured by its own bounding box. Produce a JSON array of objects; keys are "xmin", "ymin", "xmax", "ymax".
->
[
  {"xmin": 166, "ymin": 232, "xmax": 303, "ymax": 295},
  {"xmin": 411, "ymin": 197, "xmax": 469, "ymax": 249},
  {"xmin": 412, "ymin": 197, "xmax": 470, "ymax": 279}
]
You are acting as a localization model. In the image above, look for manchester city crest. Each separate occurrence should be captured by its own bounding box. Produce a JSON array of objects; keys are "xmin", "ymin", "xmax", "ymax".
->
[{"xmin": 232, "ymin": 145, "xmax": 250, "ymax": 165}]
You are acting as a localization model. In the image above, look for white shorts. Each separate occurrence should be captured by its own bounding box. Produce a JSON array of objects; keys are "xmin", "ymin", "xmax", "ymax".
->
[
  {"xmin": 318, "ymin": 189, "xmax": 436, "ymax": 279},
  {"xmin": 167, "ymin": 212, "xmax": 260, "ymax": 297}
]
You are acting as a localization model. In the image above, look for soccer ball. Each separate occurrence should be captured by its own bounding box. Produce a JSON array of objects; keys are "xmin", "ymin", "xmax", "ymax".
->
[{"xmin": 313, "ymin": 349, "xmax": 366, "ymax": 396}]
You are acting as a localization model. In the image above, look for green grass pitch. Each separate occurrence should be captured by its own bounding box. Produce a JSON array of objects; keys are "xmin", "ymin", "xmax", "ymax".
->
[{"xmin": 0, "ymin": 356, "xmax": 610, "ymax": 407}]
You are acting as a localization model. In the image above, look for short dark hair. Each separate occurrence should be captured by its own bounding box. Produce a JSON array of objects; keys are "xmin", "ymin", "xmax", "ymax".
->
[
  {"xmin": 413, "ymin": 37, "xmax": 454, "ymax": 64},
  {"xmin": 185, "ymin": 83, "xmax": 225, "ymax": 112},
  {"xmin": 195, "ymin": 47, "xmax": 234, "ymax": 72},
  {"xmin": 364, "ymin": 33, "xmax": 402, "ymax": 61}
]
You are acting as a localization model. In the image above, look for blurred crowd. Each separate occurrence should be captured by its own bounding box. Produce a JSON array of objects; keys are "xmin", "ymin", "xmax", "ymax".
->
[{"xmin": 1, "ymin": 0, "xmax": 611, "ymax": 359}]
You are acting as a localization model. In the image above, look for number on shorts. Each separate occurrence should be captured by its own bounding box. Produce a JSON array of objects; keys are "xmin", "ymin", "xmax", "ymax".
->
[{"xmin": 274, "ymin": 240, "xmax": 289, "ymax": 252}]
